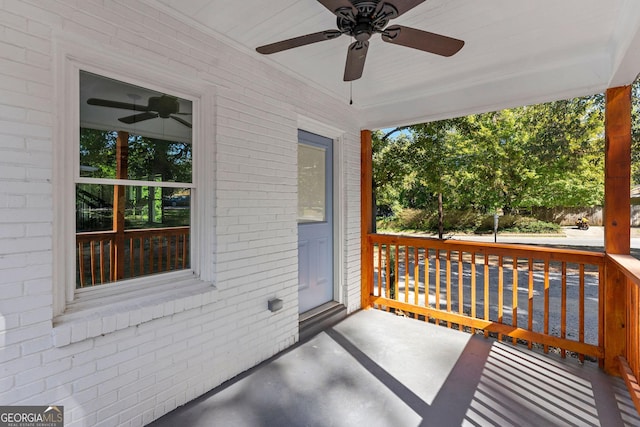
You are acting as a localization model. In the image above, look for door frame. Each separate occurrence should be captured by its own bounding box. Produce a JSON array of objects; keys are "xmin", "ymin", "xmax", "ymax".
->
[{"xmin": 297, "ymin": 116, "xmax": 345, "ymax": 308}]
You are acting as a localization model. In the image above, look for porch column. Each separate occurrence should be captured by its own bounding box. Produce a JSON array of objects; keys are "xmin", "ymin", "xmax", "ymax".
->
[
  {"xmin": 603, "ymin": 85, "xmax": 632, "ymax": 373},
  {"xmin": 361, "ymin": 129, "xmax": 374, "ymax": 309}
]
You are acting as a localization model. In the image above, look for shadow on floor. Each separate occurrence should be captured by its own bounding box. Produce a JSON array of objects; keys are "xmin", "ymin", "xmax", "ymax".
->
[{"xmin": 150, "ymin": 310, "xmax": 639, "ymax": 427}]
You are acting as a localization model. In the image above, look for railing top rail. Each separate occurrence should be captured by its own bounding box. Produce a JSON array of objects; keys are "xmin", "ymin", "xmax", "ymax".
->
[
  {"xmin": 123, "ymin": 226, "xmax": 189, "ymax": 237},
  {"xmin": 77, "ymin": 226, "xmax": 190, "ymax": 240},
  {"xmin": 369, "ymin": 233, "xmax": 604, "ymax": 265},
  {"xmin": 76, "ymin": 230, "xmax": 116, "ymax": 241},
  {"xmin": 607, "ymin": 253, "xmax": 640, "ymax": 288}
]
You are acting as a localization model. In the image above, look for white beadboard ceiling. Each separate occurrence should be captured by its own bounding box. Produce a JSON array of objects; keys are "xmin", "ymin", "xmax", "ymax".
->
[{"xmin": 149, "ymin": 0, "xmax": 640, "ymax": 129}]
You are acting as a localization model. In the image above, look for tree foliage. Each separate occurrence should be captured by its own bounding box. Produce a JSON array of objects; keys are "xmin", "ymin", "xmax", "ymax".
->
[{"xmin": 374, "ymin": 92, "xmax": 609, "ymax": 219}]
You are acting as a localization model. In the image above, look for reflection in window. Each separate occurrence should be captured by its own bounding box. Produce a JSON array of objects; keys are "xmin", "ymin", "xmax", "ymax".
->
[{"xmin": 77, "ymin": 71, "xmax": 193, "ymax": 288}]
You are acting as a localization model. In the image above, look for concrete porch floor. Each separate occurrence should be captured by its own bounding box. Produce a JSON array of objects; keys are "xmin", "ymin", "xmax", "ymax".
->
[{"xmin": 150, "ymin": 310, "xmax": 640, "ymax": 427}]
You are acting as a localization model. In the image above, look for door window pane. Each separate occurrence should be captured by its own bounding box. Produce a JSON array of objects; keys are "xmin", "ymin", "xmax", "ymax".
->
[{"xmin": 298, "ymin": 143, "xmax": 326, "ymax": 223}]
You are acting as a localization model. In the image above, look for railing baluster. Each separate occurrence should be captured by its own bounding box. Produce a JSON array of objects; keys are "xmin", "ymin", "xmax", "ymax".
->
[
  {"xmin": 446, "ymin": 250, "xmax": 452, "ymax": 328},
  {"xmin": 174, "ymin": 235, "xmax": 179, "ymax": 270},
  {"xmin": 129, "ymin": 237, "xmax": 134, "ymax": 278},
  {"xmin": 376, "ymin": 244, "xmax": 382, "ymax": 298},
  {"xmin": 579, "ymin": 263, "xmax": 585, "ymax": 363},
  {"xmin": 100, "ymin": 240, "xmax": 106, "ymax": 284},
  {"xmin": 90, "ymin": 240, "xmax": 96, "ymax": 286},
  {"xmin": 182, "ymin": 233, "xmax": 188, "ymax": 268},
  {"xmin": 471, "ymin": 253, "xmax": 476, "ymax": 334},
  {"xmin": 404, "ymin": 245, "xmax": 409, "ymax": 304},
  {"xmin": 513, "ymin": 256, "xmax": 518, "ymax": 345},
  {"xmin": 628, "ymin": 281, "xmax": 637, "ymax": 375},
  {"xmin": 139, "ymin": 237, "xmax": 144, "ymax": 276},
  {"xmin": 109, "ymin": 237, "xmax": 115, "ymax": 282},
  {"xmin": 561, "ymin": 262, "xmax": 567, "ymax": 358},
  {"xmin": 394, "ymin": 244, "xmax": 399, "ymax": 302},
  {"xmin": 435, "ymin": 249, "xmax": 441, "ymax": 318},
  {"xmin": 599, "ymin": 266, "xmax": 605, "ymax": 366},
  {"xmin": 484, "ymin": 253, "xmax": 489, "ymax": 338},
  {"xmin": 149, "ymin": 236, "xmax": 154, "ymax": 273},
  {"xmin": 157, "ymin": 236, "xmax": 163, "ymax": 271},
  {"xmin": 458, "ymin": 251, "xmax": 464, "ymax": 331},
  {"xmin": 528, "ymin": 258, "xmax": 534, "ymax": 350},
  {"xmin": 385, "ymin": 245, "xmax": 391, "ymax": 311},
  {"xmin": 498, "ymin": 256, "xmax": 504, "ymax": 341},
  {"xmin": 544, "ymin": 259, "xmax": 550, "ymax": 354},
  {"xmin": 78, "ymin": 242, "xmax": 85, "ymax": 288},
  {"xmin": 425, "ymin": 248, "xmax": 430, "ymax": 313},
  {"xmin": 166, "ymin": 235, "xmax": 171, "ymax": 270},
  {"xmin": 413, "ymin": 247, "xmax": 419, "ymax": 306}
]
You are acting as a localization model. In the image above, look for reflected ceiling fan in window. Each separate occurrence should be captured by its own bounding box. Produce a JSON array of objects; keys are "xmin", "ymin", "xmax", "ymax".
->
[
  {"xmin": 86, "ymin": 95, "xmax": 192, "ymax": 128},
  {"xmin": 256, "ymin": 0, "xmax": 464, "ymax": 81}
]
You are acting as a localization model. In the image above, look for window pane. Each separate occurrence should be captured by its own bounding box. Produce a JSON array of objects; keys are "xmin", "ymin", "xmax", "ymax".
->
[
  {"xmin": 80, "ymin": 71, "xmax": 192, "ymax": 183},
  {"xmin": 298, "ymin": 143, "xmax": 326, "ymax": 223},
  {"xmin": 79, "ymin": 128, "xmax": 192, "ymax": 183},
  {"xmin": 77, "ymin": 71, "xmax": 193, "ymax": 289},
  {"xmin": 76, "ymin": 184, "xmax": 191, "ymax": 287},
  {"xmin": 76, "ymin": 184, "xmax": 190, "ymax": 232}
]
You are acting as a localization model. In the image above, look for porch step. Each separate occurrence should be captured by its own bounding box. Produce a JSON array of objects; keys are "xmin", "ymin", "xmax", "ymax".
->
[{"xmin": 299, "ymin": 302, "xmax": 347, "ymax": 342}]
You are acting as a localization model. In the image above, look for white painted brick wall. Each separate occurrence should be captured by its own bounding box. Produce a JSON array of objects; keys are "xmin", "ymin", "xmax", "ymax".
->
[{"xmin": 0, "ymin": 1, "xmax": 362, "ymax": 426}]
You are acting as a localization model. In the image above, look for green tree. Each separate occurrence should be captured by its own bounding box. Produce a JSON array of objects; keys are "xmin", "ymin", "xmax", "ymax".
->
[{"xmin": 373, "ymin": 93, "xmax": 606, "ymax": 234}]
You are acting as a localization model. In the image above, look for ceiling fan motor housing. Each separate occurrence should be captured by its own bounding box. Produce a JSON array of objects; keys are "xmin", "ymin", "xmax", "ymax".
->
[
  {"xmin": 148, "ymin": 95, "xmax": 180, "ymax": 118},
  {"xmin": 337, "ymin": 1, "xmax": 397, "ymax": 41}
]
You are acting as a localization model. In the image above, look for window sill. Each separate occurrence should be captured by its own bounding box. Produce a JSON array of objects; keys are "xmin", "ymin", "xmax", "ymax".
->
[{"xmin": 52, "ymin": 272, "xmax": 216, "ymax": 347}]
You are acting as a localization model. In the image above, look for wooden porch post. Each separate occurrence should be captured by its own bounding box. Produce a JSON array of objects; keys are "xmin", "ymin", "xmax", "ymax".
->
[
  {"xmin": 361, "ymin": 129, "xmax": 374, "ymax": 309},
  {"xmin": 604, "ymin": 85, "xmax": 632, "ymax": 373},
  {"xmin": 113, "ymin": 131, "xmax": 129, "ymax": 281}
]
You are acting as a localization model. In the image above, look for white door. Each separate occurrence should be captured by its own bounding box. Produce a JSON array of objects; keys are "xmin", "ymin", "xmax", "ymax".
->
[{"xmin": 298, "ymin": 130, "xmax": 333, "ymax": 314}]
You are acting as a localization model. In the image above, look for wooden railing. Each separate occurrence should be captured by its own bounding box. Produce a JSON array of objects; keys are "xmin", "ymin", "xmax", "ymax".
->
[
  {"xmin": 606, "ymin": 254, "xmax": 640, "ymax": 411},
  {"xmin": 364, "ymin": 233, "xmax": 605, "ymax": 361},
  {"xmin": 76, "ymin": 226, "xmax": 190, "ymax": 287}
]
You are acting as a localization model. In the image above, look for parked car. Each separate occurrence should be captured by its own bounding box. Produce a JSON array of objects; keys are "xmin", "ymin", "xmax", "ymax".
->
[{"xmin": 163, "ymin": 195, "xmax": 190, "ymax": 207}]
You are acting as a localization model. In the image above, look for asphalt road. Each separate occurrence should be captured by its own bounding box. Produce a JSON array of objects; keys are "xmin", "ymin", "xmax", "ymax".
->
[{"xmin": 447, "ymin": 226, "xmax": 640, "ymax": 254}]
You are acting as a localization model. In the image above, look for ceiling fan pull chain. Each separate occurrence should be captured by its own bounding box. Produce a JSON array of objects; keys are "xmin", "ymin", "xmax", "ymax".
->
[{"xmin": 350, "ymin": 81, "xmax": 353, "ymax": 105}]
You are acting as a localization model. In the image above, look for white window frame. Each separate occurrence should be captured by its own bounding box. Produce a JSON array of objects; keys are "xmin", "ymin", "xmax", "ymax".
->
[{"xmin": 53, "ymin": 39, "xmax": 215, "ymax": 317}]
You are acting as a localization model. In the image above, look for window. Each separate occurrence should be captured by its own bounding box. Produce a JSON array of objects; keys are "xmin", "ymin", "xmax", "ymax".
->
[
  {"xmin": 75, "ymin": 71, "xmax": 194, "ymax": 288},
  {"xmin": 52, "ymin": 43, "xmax": 215, "ymax": 338}
]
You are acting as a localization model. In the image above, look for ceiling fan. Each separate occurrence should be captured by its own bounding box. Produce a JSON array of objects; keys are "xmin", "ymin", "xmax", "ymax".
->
[
  {"xmin": 256, "ymin": 0, "xmax": 464, "ymax": 81},
  {"xmin": 86, "ymin": 95, "xmax": 192, "ymax": 128}
]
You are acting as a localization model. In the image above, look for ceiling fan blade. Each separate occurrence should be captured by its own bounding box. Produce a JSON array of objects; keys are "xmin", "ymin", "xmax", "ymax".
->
[
  {"xmin": 87, "ymin": 98, "xmax": 149, "ymax": 112},
  {"xmin": 386, "ymin": 0, "xmax": 427, "ymax": 17},
  {"xmin": 344, "ymin": 41, "xmax": 369, "ymax": 82},
  {"xmin": 256, "ymin": 30, "xmax": 342, "ymax": 54},
  {"xmin": 118, "ymin": 112, "xmax": 158, "ymax": 124},
  {"xmin": 382, "ymin": 25, "xmax": 464, "ymax": 56},
  {"xmin": 171, "ymin": 115, "xmax": 192, "ymax": 128},
  {"xmin": 317, "ymin": 0, "xmax": 356, "ymax": 17}
]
